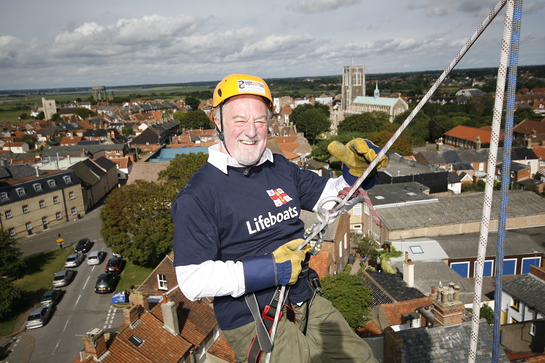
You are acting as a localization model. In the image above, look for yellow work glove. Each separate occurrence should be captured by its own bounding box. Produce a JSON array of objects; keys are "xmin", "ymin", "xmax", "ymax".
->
[
  {"xmin": 272, "ymin": 239, "xmax": 310, "ymax": 285},
  {"xmin": 328, "ymin": 138, "xmax": 389, "ymax": 177},
  {"xmin": 243, "ymin": 239, "xmax": 311, "ymax": 292}
]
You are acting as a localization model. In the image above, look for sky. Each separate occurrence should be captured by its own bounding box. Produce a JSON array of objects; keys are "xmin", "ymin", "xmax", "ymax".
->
[{"xmin": 0, "ymin": 0, "xmax": 543, "ymax": 91}]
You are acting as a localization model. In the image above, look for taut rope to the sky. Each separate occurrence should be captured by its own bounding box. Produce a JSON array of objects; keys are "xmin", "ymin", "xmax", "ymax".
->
[{"xmin": 468, "ymin": 0, "xmax": 517, "ymax": 362}]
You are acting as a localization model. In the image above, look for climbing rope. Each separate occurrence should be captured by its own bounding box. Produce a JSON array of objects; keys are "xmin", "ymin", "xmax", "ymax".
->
[
  {"xmin": 469, "ymin": 1, "xmax": 516, "ymax": 361},
  {"xmin": 492, "ymin": 1, "xmax": 522, "ymax": 362}
]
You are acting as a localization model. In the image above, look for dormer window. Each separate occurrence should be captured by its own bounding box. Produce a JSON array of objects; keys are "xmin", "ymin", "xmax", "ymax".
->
[
  {"xmin": 0, "ymin": 192, "xmax": 8, "ymax": 202},
  {"xmin": 33, "ymin": 183, "xmax": 42, "ymax": 192},
  {"xmin": 16, "ymin": 187, "xmax": 25, "ymax": 197},
  {"xmin": 63, "ymin": 176, "xmax": 71, "ymax": 184},
  {"xmin": 48, "ymin": 180, "xmax": 56, "ymax": 188}
]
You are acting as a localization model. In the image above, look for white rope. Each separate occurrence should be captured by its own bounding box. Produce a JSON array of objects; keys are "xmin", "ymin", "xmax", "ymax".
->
[{"xmin": 468, "ymin": 0, "xmax": 515, "ymax": 362}]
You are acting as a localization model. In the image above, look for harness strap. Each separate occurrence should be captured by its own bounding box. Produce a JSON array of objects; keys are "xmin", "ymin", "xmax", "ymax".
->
[
  {"xmin": 245, "ymin": 294, "xmax": 273, "ymax": 354},
  {"xmin": 246, "ymin": 286, "xmax": 294, "ymax": 363}
]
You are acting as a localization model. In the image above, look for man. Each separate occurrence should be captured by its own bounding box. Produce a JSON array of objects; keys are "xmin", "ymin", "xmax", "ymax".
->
[{"xmin": 172, "ymin": 74, "xmax": 387, "ymax": 362}]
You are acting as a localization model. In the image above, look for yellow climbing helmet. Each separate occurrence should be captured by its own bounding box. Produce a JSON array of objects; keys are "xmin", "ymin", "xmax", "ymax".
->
[{"xmin": 212, "ymin": 74, "xmax": 274, "ymax": 112}]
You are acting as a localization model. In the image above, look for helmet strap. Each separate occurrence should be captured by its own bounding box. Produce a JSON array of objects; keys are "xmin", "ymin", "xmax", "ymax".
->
[{"xmin": 216, "ymin": 104, "xmax": 232, "ymax": 156}]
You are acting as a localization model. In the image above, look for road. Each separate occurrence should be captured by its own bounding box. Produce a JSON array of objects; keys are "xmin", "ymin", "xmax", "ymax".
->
[{"xmin": 1, "ymin": 204, "xmax": 126, "ymax": 363}]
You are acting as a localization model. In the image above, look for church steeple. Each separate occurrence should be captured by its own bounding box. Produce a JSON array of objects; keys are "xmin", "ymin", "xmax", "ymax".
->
[{"xmin": 374, "ymin": 81, "xmax": 380, "ymax": 99}]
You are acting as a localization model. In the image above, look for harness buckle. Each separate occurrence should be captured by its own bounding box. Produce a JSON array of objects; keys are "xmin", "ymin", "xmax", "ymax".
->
[{"xmin": 262, "ymin": 304, "xmax": 283, "ymax": 322}]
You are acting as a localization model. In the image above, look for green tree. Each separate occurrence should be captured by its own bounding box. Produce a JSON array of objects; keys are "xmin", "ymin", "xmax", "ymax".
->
[
  {"xmin": 0, "ymin": 230, "xmax": 23, "ymax": 278},
  {"xmin": 185, "ymin": 96, "xmax": 201, "ymax": 111},
  {"xmin": 321, "ymin": 269, "xmax": 373, "ymax": 331},
  {"xmin": 174, "ymin": 110, "xmax": 211, "ymax": 131},
  {"xmin": 100, "ymin": 180, "xmax": 177, "ymax": 267},
  {"xmin": 34, "ymin": 111, "xmax": 45, "ymax": 120},
  {"xmin": 121, "ymin": 127, "xmax": 135, "ymax": 137},
  {"xmin": 75, "ymin": 108, "xmax": 96, "ymax": 119},
  {"xmin": 158, "ymin": 152, "xmax": 208, "ymax": 191},
  {"xmin": 338, "ymin": 111, "xmax": 389, "ymax": 135},
  {"xmin": 0, "ymin": 278, "xmax": 22, "ymax": 319},
  {"xmin": 290, "ymin": 107, "xmax": 330, "ymax": 144},
  {"xmin": 15, "ymin": 134, "xmax": 38, "ymax": 149},
  {"xmin": 51, "ymin": 113, "xmax": 62, "ymax": 122}
]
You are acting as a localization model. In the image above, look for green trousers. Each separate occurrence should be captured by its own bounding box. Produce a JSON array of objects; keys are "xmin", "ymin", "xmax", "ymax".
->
[{"xmin": 223, "ymin": 294, "xmax": 378, "ymax": 363}]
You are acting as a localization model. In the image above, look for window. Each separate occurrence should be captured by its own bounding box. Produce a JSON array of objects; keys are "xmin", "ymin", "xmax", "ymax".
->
[
  {"xmin": 352, "ymin": 204, "xmax": 362, "ymax": 216},
  {"xmin": 353, "ymin": 224, "xmax": 362, "ymax": 230},
  {"xmin": 53, "ymin": 196, "xmax": 60, "ymax": 204},
  {"xmin": 22, "ymin": 205, "xmax": 29, "ymax": 214},
  {"xmin": 33, "ymin": 183, "xmax": 42, "ymax": 192},
  {"xmin": 511, "ymin": 298, "xmax": 520, "ymax": 311},
  {"xmin": 48, "ymin": 180, "xmax": 56, "ymax": 188},
  {"xmin": 56, "ymin": 212, "xmax": 62, "ymax": 220},
  {"xmin": 69, "ymin": 191, "xmax": 75, "ymax": 199},
  {"xmin": 16, "ymin": 187, "xmax": 25, "ymax": 197},
  {"xmin": 25, "ymin": 222, "xmax": 32, "ymax": 230},
  {"xmin": 71, "ymin": 207, "xmax": 77, "ymax": 215},
  {"xmin": 5, "ymin": 210, "xmax": 12, "ymax": 219},
  {"xmin": 8, "ymin": 228, "xmax": 15, "ymax": 236},
  {"xmin": 530, "ymin": 323, "xmax": 536, "ymax": 336},
  {"xmin": 63, "ymin": 175, "xmax": 71, "ymax": 184},
  {"xmin": 42, "ymin": 217, "xmax": 48, "ymax": 225},
  {"xmin": 158, "ymin": 274, "xmax": 168, "ymax": 291},
  {"xmin": 479, "ymin": 163, "xmax": 485, "ymax": 171},
  {"xmin": 0, "ymin": 192, "xmax": 8, "ymax": 202},
  {"xmin": 39, "ymin": 200, "xmax": 46, "ymax": 208},
  {"xmin": 410, "ymin": 246, "xmax": 424, "ymax": 254}
]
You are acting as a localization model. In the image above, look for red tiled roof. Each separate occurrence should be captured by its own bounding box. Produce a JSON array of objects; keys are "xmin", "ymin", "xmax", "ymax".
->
[
  {"xmin": 444, "ymin": 125, "xmax": 504, "ymax": 143},
  {"xmin": 381, "ymin": 297, "xmax": 433, "ymax": 326},
  {"xmin": 514, "ymin": 119, "xmax": 545, "ymax": 135},
  {"xmin": 357, "ymin": 320, "xmax": 383, "ymax": 337}
]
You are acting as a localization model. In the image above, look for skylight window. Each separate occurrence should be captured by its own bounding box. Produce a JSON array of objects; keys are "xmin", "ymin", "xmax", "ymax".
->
[
  {"xmin": 410, "ymin": 245, "xmax": 424, "ymax": 254},
  {"xmin": 129, "ymin": 335, "xmax": 143, "ymax": 347}
]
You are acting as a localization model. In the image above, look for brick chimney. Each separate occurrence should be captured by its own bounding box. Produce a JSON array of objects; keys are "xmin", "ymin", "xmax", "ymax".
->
[
  {"xmin": 124, "ymin": 304, "xmax": 142, "ymax": 326},
  {"xmin": 436, "ymin": 137, "xmax": 443, "ymax": 152},
  {"xmin": 474, "ymin": 136, "xmax": 481, "ymax": 151},
  {"xmin": 81, "ymin": 328, "xmax": 107, "ymax": 359},
  {"xmin": 130, "ymin": 291, "xmax": 149, "ymax": 310},
  {"xmin": 431, "ymin": 282, "xmax": 464, "ymax": 327}
]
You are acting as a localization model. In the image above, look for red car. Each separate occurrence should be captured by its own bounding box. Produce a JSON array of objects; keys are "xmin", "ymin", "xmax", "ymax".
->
[{"xmin": 104, "ymin": 257, "xmax": 125, "ymax": 274}]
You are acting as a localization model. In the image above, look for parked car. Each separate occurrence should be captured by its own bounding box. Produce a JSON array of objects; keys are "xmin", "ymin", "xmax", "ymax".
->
[
  {"xmin": 52, "ymin": 269, "xmax": 75, "ymax": 288},
  {"xmin": 104, "ymin": 257, "xmax": 125, "ymax": 274},
  {"xmin": 40, "ymin": 289, "xmax": 63, "ymax": 307},
  {"xmin": 26, "ymin": 306, "xmax": 53, "ymax": 329},
  {"xmin": 75, "ymin": 238, "xmax": 92, "ymax": 253},
  {"xmin": 87, "ymin": 250, "xmax": 106, "ymax": 266},
  {"xmin": 64, "ymin": 253, "xmax": 84, "ymax": 268},
  {"xmin": 94, "ymin": 273, "xmax": 119, "ymax": 294}
]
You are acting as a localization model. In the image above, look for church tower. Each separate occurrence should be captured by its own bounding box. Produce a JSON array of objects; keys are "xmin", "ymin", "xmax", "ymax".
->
[{"xmin": 341, "ymin": 64, "xmax": 365, "ymax": 112}]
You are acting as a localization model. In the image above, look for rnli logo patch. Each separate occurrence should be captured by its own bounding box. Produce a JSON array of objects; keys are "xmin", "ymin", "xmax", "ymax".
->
[{"xmin": 266, "ymin": 188, "xmax": 293, "ymax": 207}]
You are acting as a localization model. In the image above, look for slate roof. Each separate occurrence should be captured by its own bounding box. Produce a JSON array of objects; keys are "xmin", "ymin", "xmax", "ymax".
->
[
  {"xmin": 363, "ymin": 271, "xmax": 426, "ymax": 305},
  {"xmin": 69, "ymin": 159, "xmax": 105, "ymax": 186},
  {"xmin": 503, "ymin": 271, "xmax": 545, "ymax": 314},
  {"xmin": 375, "ymin": 191, "xmax": 545, "ymax": 231},
  {"xmin": 41, "ymin": 144, "xmax": 126, "ymax": 158},
  {"xmin": 0, "ymin": 169, "xmax": 81, "ymax": 206},
  {"xmin": 392, "ymin": 321, "xmax": 510, "ymax": 362}
]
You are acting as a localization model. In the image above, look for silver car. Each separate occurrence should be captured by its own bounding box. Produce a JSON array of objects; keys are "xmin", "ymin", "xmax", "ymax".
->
[
  {"xmin": 26, "ymin": 306, "xmax": 53, "ymax": 329},
  {"xmin": 87, "ymin": 250, "xmax": 106, "ymax": 266},
  {"xmin": 52, "ymin": 269, "xmax": 74, "ymax": 287},
  {"xmin": 64, "ymin": 253, "xmax": 84, "ymax": 268}
]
